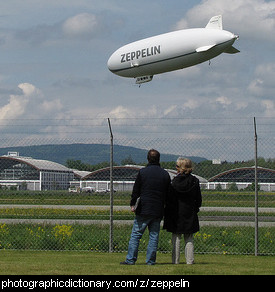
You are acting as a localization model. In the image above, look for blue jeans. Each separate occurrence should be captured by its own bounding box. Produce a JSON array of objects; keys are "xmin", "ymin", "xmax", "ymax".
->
[{"xmin": 125, "ymin": 215, "xmax": 161, "ymax": 265}]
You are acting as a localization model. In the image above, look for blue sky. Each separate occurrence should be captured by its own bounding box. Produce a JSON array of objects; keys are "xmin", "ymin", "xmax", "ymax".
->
[{"xmin": 0, "ymin": 0, "xmax": 274, "ymax": 146}]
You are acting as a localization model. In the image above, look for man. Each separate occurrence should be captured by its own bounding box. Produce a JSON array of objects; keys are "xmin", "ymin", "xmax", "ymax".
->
[{"xmin": 120, "ymin": 149, "xmax": 171, "ymax": 265}]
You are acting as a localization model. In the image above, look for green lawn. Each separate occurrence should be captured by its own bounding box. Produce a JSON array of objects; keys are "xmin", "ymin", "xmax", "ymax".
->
[
  {"xmin": 1, "ymin": 190, "xmax": 274, "ymax": 207},
  {"xmin": 0, "ymin": 250, "xmax": 274, "ymax": 275}
]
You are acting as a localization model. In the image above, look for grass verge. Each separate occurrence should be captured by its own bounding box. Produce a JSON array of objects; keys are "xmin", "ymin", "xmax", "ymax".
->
[{"xmin": 0, "ymin": 250, "xmax": 274, "ymax": 275}]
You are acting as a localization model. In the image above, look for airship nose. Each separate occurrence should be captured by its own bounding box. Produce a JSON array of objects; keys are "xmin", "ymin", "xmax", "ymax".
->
[
  {"xmin": 107, "ymin": 57, "xmax": 113, "ymax": 71},
  {"xmin": 107, "ymin": 54, "xmax": 116, "ymax": 72}
]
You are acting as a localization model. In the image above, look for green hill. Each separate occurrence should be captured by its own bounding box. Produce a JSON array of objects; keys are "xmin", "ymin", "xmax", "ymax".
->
[{"xmin": 0, "ymin": 144, "xmax": 206, "ymax": 166}]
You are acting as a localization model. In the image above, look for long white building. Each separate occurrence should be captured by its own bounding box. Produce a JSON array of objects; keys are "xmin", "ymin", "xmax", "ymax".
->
[{"xmin": 0, "ymin": 152, "xmax": 74, "ymax": 191}]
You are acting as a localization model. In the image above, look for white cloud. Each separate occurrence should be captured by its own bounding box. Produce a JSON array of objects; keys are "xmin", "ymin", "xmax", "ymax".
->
[
  {"xmin": 254, "ymin": 63, "xmax": 275, "ymax": 84},
  {"xmin": 108, "ymin": 105, "xmax": 160, "ymax": 120},
  {"xmin": 0, "ymin": 83, "xmax": 65, "ymax": 130},
  {"xmin": 174, "ymin": 0, "xmax": 275, "ymax": 42},
  {"xmin": 41, "ymin": 99, "xmax": 63, "ymax": 112},
  {"xmin": 261, "ymin": 99, "xmax": 275, "ymax": 117},
  {"xmin": 216, "ymin": 96, "xmax": 232, "ymax": 107},
  {"xmin": 235, "ymin": 101, "xmax": 248, "ymax": 111},
  {"xmin": 10, "ymin": 12, "xmax": 102, "ymax": 46},
  {"xmin": 0, "ymin": 83, "xmax": 41, "ymax": 122},
  {"xmin": 184, "ymin": 99, "xmax": 199, "ymax": 110},
  {"xmin": 18, "ymin": 83, "xmax": 40, "ymax": 97},
  {"xmin": 248, "ymin": 63, "xmax": 275, "ymax": 96},
  {"xmin": 248, "ymin": 79, "xmax": 264, "ymax": 96},
  {"xmin": 108, "ymin": 106, "xmax": 132, "ymax": 119},
  {"xmin": 62, "ymin": 13, "xmax": 99, "ymax": 38},
  {"xmin": 164, "ymin": 105, "xmax": 177, "ymax": 116}
]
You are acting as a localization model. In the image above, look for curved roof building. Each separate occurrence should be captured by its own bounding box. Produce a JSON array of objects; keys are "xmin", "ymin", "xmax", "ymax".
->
[
  {"xmin": 0, "ymin": 153, "xmax": 74, "ymax": 190},
  {"xmin": 83, "ymin": 165, "xmax": 143, "ymax": 181},
  {"xmin": 82, "ymin": 164, "xmax": 207, "ymax": 182},
  {"xmin": 209, "ymin": 166, "xmax": 275, "ymax": 183},
  {"xmin": 81, "ymin": 165, "xmax": 207, "ymax": 192}
]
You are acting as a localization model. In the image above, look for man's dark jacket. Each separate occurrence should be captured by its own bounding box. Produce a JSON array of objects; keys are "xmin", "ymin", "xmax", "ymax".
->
[{"xmin": 130, "ymin": 163, "xmax": 171, "ymax": 219}]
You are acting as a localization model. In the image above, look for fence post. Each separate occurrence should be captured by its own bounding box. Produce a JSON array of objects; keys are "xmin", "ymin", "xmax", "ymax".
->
[
  {"xmin": 108, "ymin": 118, "xmax": 114, "ymax": 253},
  {"xmin": 254, "ymin": 117, "xmax": 258, "ymax": 256}
]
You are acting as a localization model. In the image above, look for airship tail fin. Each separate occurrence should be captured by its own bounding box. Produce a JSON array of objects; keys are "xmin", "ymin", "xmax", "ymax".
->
[
  {"xmin": 224, "ymin": 46, "xmax": 240, "ymax": 54},
  {"xmin": 206, "ymin": 15, "xmax": 223, "ymax": 30}
]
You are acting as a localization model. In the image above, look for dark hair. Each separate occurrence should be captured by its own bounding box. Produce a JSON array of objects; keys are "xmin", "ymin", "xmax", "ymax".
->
[{"xmin": 147, "ymin": 149, "xmax": 160, "ymax": 163}]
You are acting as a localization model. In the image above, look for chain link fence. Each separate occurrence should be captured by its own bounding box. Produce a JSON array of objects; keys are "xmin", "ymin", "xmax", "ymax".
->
[{"xmin": 0, "ymin": 118, "xmax": 274, "ymax": 255}]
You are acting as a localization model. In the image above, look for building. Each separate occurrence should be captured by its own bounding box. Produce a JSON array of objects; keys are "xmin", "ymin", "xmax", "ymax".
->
[
  {"xmin": 2, "ymin": 152, "xmax": 273, "ymax": 192},
  {"xmin": 81, "ymin": 165, "xmax": 207, "ymax": 192},
  {"xmin": 207, "ymin": 166, "xmax": 275, "ymax": 191},
  {"xmin": 0, "ymin": 152, "xmax": 74, "ymax": 191}
]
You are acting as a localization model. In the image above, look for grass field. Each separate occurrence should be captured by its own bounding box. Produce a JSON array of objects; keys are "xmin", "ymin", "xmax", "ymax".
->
[
  {"xmin": 1, "ymin": 223, "xmax": 274, "ymax": 255},
  {"xmin": 0, "ymin": 250, "xmax": 274, "ymax": 275},
  {"xmin": 0, "ymin": 190, "xmax": 274, "ymax": 207}
]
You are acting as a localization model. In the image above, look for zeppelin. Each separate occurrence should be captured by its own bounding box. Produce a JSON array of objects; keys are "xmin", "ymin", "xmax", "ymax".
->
[{"xmin": 107, "ymin": 15, "xmax": 239, "ymax": 84}]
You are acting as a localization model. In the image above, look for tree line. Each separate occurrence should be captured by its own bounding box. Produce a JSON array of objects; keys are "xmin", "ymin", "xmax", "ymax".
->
[{"xmin": 66, "ymin": 156, "xmax": 275, "ymax": 180}]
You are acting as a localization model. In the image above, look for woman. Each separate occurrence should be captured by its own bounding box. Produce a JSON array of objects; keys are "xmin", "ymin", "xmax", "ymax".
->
[{"xmin": 163, "ymin": 157, "xmax": 202, "ymax": 264}]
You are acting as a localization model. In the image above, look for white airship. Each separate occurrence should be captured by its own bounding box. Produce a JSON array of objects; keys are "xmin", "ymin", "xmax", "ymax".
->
[{"xmin": 107, "ymin": 15, "xmax": 239, "ymax": 84}]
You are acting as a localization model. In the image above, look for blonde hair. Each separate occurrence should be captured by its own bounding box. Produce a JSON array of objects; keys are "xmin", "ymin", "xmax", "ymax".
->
[{"xmin": 176, "ymin": 157, "xmax": 193, "ymax": 174}]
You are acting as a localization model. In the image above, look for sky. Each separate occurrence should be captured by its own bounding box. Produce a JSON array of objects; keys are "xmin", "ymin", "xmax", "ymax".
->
[{"xmin": 0, "ymin": 0, "xmax": 274, "ymax": 159}]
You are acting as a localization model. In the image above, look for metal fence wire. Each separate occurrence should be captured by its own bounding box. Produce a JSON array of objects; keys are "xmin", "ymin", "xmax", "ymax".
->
[{"xmin": 0, "ymin": 118, "xmax": 274, "ymax": 255}]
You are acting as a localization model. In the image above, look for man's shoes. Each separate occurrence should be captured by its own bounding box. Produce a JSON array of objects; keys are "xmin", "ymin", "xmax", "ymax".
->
[{"xmin": 120, "ymin": 261, "xmax": 135, "ymax": 265}]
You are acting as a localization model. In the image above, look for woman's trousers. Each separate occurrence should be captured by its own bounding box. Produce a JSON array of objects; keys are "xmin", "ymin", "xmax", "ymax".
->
[{"xmin": 172, "ymin": 233, "xmax": 194, "ymax": 264}]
